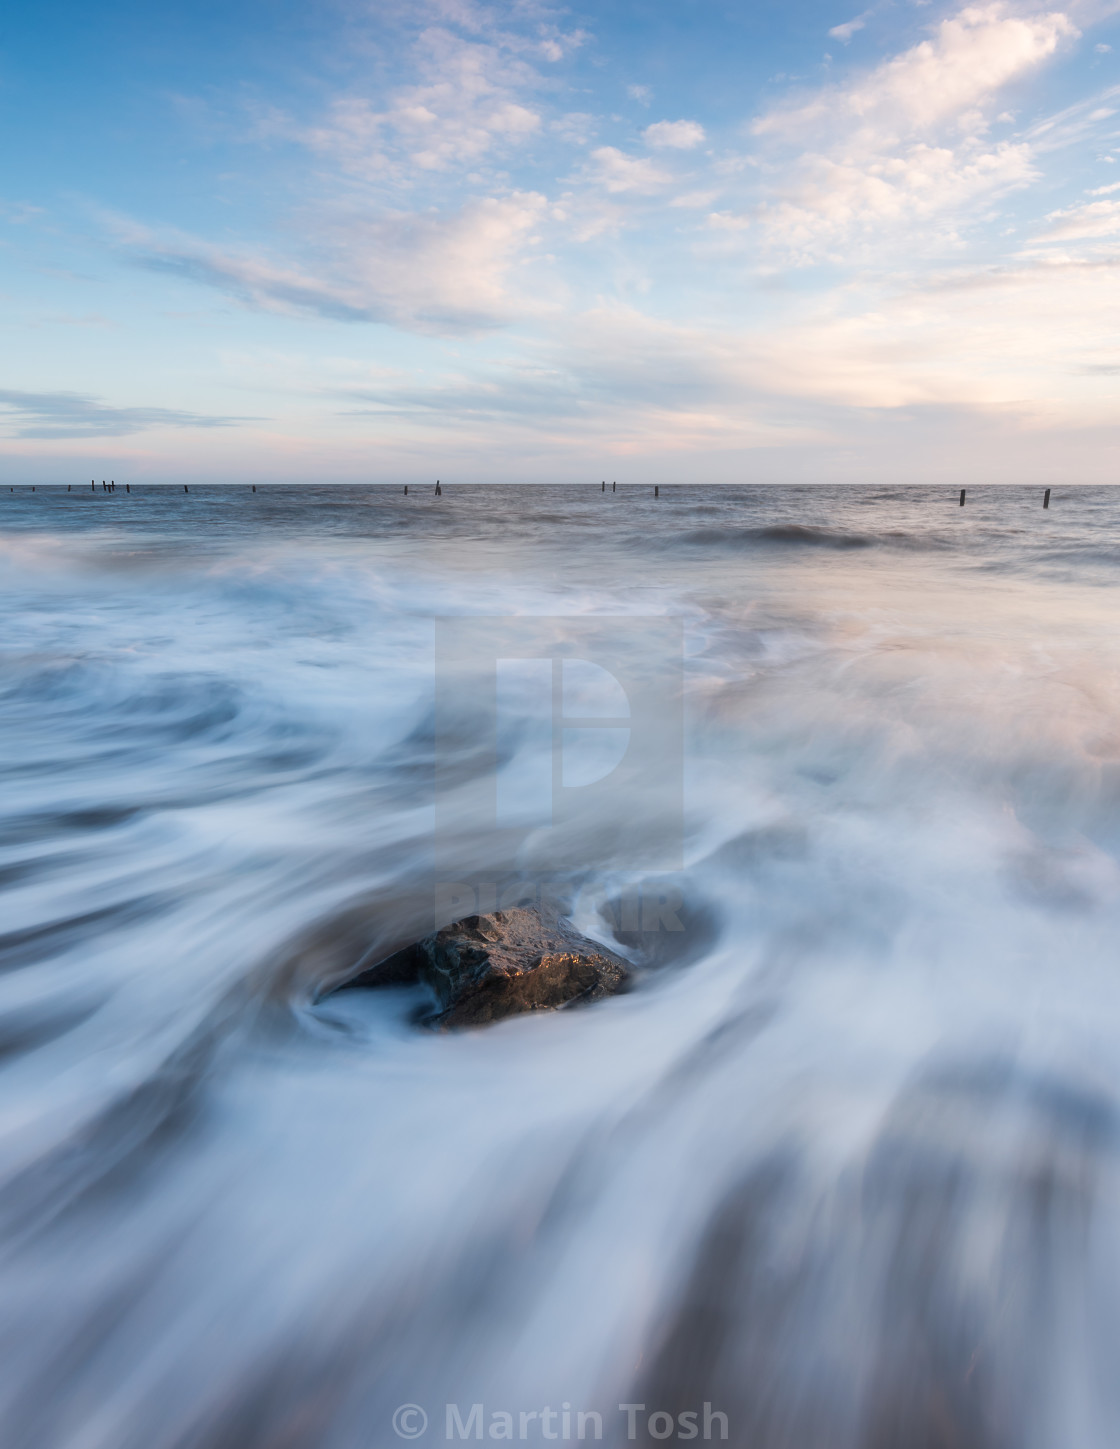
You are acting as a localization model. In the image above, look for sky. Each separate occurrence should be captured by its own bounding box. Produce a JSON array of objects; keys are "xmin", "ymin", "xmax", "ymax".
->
[{"xmin": 2, "ymin": 0, "xmax": 1119, "ymax": 484}]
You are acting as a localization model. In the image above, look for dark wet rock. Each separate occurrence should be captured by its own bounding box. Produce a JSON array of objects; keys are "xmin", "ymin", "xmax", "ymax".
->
[{"xmin": 345, "ymin": 905, "xmax": 628, "ymax": 1029}]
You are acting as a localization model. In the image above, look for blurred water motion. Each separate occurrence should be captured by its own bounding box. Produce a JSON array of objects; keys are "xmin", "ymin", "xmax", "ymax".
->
[{"xmin": 1, "ymin": 484, "xmax": 1119, "ymax": 1449}]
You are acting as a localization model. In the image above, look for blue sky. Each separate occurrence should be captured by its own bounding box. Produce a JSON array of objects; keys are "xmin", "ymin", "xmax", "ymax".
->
[{"xmin": 2, "ymin": 0, "xmax": 1119, "ymax": 483}]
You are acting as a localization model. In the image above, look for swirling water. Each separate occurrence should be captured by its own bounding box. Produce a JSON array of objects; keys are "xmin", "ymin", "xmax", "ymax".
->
[{"xmin": 2, "ymin": 483, "xmax": 1120, "ymax": 1449}]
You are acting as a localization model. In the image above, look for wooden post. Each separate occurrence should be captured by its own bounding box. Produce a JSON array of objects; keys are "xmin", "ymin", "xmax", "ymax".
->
[
  {"xmin": 1043, "ymin": 488, "xmax": 1051, "ymax": 509},
  {"xmin": 654, "ymin": 485, "xmax": 659, "ymax": 497},
  {"xmin": 184, "ymin": 485, "xmax": 189, "ymax": 494},
  {"xmin": 601, "ymin": 481, "xmax": 605, "ymax": 491},
  {"xmin": 959, "ymin": 488, "xmax": 966, "ymax": 506}
]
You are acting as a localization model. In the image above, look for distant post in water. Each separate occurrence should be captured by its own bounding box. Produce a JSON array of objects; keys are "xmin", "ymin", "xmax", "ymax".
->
[
  {"xmin": 126, "ymin": 484, "xmax": 130, "ymax": 493},
  {"xmin": 184, "ymin": 485, "xmax": 189, "ymax": 494},
  {"xmin": 1043, "ymin": 488, "xmax": 1051, "ymax": 509},
  {"xmin": 404, "ymin": 485, "xmax": 408, "ymax": 495},
  {"xmin": 654, "ymin": 485, "xmax": 659, "ymax": 497},
  {"xmin": 601, "ymin": 481, "xmax": 605, "ymax": 491},
  {"xmin": 612, "ymin": 481, "xmax": 616, "ymax": 492},
  {"xmin": 959, "ymin": 488, "xmax": 966, "ymax": 506},
  {"xmin": 435, "ymin": 479, "xmax": 442, "ymax": 496}
]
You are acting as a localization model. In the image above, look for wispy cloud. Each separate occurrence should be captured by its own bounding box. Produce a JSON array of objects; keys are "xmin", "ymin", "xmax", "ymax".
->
[
  {"xmin": 757, "ymin": 5, "xmax": 1078, "ymax": 139},
  {"xmin": 117, "ymin": 193, "xmax": 550, "ymax": 333},
  {"xmin": 294, "ymin": 16, "xmax": 580, "ymax": 181},
  {"xmin": 749, "ymin": 3, "xmax": 1079, "ymax": 258},
  {"xmin": 706, "ymin": 211, "xmax": 751, "ymax": 230},
  {"xmin": 743, "ymin": 251, "xmax": 1120, "ymax": 420},
  {"xmin": 1034, "ymin": 195, "xmax": 1120, "ymax": 239},
  {"xmin": 756, "ymin": 141, "xmax": 1037, "ymax": 258},
  {"xmin": 829, "ymin": 11, "xmax": 872, "ymax": 44},
  {"xmin": 0, "ymin": 200, "xmax": 44, "ymax": 225},
  {"xmin": 1022, "ymin": 82, "xmax": 1120, "ymax": 151},
  {"xmin": 95, "ymin": 5, "xmax": 574, "ymax": 341},
  {"xmin": 0, "ymin": 390, "xmax": 247, "ymax": 439},
  {"xmin": 587, "ymin": 147, "xmax": 672, "ymax": 193},
  {"xmin": 330, "ymin": 304, "xmax": 805, "ymax": 451},
  {"xmin": 643, "ymin": 119, "xmax": 706, "ymax": 149},
  {"xmin": 551, "ymin": 112, "xmax": 597, "ymax": 146}
]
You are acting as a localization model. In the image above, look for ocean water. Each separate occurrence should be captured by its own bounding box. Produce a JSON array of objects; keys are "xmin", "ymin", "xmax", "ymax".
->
[{"xmin": 2, "ymin": 483, "xmax": 1120, "ymax": 1449}]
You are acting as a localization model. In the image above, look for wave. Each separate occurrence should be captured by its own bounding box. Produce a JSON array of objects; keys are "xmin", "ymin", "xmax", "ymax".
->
[{"xmin": 673, "ymin": 522, "xmax": 951, "ymax": 552}]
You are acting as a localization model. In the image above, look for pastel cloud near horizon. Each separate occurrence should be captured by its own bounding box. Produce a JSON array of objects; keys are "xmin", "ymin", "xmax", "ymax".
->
[{"xmin": 0, "ymin": 390, "xmax": 247, "ymax": 439}]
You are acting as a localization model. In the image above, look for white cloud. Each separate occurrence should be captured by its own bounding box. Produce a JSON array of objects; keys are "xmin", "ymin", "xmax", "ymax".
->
[
  {"xmin": 643, "ymin": 119, "xmax": 706, "ymax": 149},
  {"xmin": 749, "ymin": 4, "xmax": 1077, "ymax": 257},
  {"xmin": 759, "ymin": 140, "xmax": 1037, "ymax": 257},
  {"xmin": 536, "ymin": 25, "xmax": 588, "ymax": 64},
  {"xmin": 118, "ymin": 194, "xmax": 549, "ymax": 334},
  {"xmin": 552, "ymin": 112, "xmax": 596, "ymax": 146},
  {"xmin": 670, "ymin": 190, "xmax": 721, "ymax": 208},
  {"xmin": 1034, "ymin": 196, "xmax": 1120, "ymax": 239},
  {"xmin": 627, "ymin": 84, "xmax": 652, "ymax": 104},
  {"xmin": 1097, "ymin": 41, "xmax": 1112, "ymax": 52},
  {"xmin": 829, "ymin": 11, "xmax": 872, "ymax": 43},
  {"xmin": 741, "ymin": 254, "xmax": 1120, "ymax": 422},
  {"xmin": 756, "ymin": 4, "xmax": 1078, "ymax": 139},
  {"xmin": 1024, "ymin": 82, "xmax": 1120, "ymax": 150},
  {"xmin": 301, "ymin": 24, "xmax": 546, "ymax": 178},
  {"xmin": 561, "ymin": 194, "xmax": 629, "ymax": 242},
  {"xmin": 588, "ymin": 146, "xmax": 672, "ymax": 193}
]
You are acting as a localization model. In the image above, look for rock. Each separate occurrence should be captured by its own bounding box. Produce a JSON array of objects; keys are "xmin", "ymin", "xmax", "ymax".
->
[{"xmin": 345, "ymin": 905, "xmax": 629, "ymax": 1029}]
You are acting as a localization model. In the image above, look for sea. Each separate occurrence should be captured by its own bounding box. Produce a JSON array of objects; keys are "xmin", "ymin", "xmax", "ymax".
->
[{"xmin": 1, "ymin": 483, "xmax": 1119, "ymax": 1449}]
